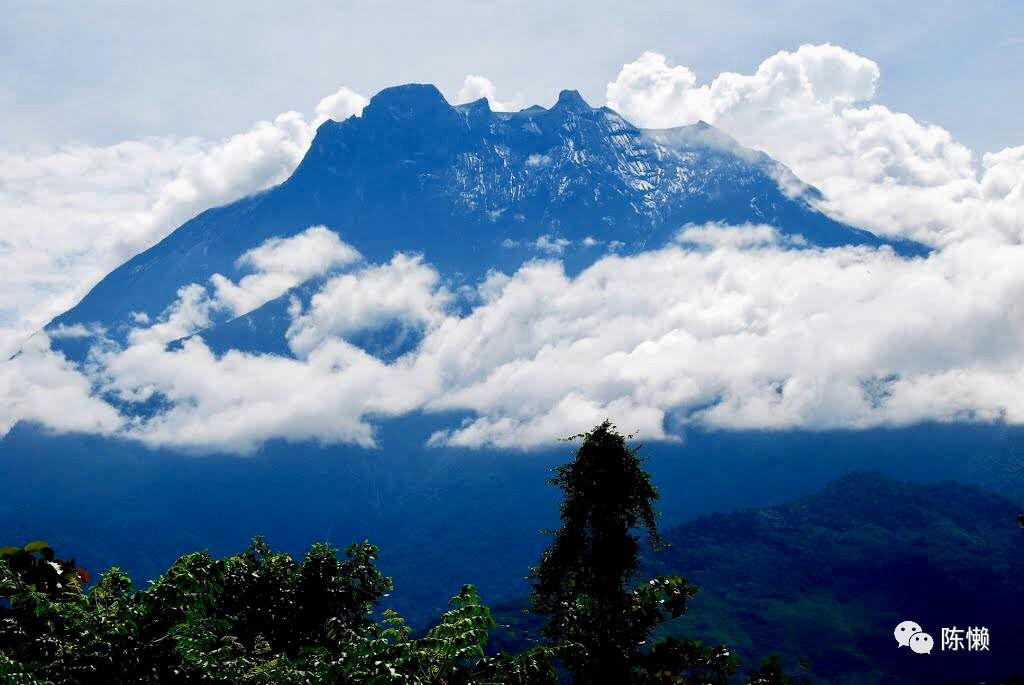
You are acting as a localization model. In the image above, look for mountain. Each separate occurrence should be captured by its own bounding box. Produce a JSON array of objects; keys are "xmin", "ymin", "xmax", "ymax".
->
[
  {"xmin": 494, "ymin": 473, "xmax": 1024, "ymax": 684},
  {"xmin": 10, "ymin": 84, "xmax": 1011, "ymax": 681},
  {"xmin": 46, "ymin": 84, "xmax": 925, "ymax": 359}
]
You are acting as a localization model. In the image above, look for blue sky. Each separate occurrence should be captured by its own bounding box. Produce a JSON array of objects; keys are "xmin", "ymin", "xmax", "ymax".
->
[{"xmin": 2, "ymin": 0, "xmax": 1022, "ymax": 153}]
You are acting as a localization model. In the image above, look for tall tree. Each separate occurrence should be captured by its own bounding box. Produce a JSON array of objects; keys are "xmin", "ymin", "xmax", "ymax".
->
[{"xmin": 531, "ymin": 420, "xmax": 734, "ymax": 684}]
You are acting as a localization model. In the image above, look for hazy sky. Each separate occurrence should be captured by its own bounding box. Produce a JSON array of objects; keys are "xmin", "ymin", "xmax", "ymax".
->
[{"xmin": 2, "ymin": 0, "xmax": 1022, "ymax": 153}]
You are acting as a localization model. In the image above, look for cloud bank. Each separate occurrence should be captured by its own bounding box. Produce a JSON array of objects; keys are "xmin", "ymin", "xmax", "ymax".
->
[
  {"xmin": 2, "ymin": 46, "xmax": 1023, "ymax": 452},
  {"xmin": 7, "ymin": 221, "xmax": 1024, "ymax": 452},
  {"xmin": 0, "ymin": 87, "xmax": 367, "ymax": 354},
  {"xmin": 212, "ymin": 225, "xmax": 361, "ymax": 318},
  {"xmin": 606, "ymin": 45, "xmax": 1024, "ymax": 248}
]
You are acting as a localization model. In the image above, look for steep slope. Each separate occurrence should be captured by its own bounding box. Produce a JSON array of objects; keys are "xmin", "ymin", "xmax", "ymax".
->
[{"xmin": 47, "ymin": 84, "xmax": 925, "ymax": 356}]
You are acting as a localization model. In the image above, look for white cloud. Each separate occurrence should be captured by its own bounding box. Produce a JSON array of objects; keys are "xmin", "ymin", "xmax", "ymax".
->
[
  {"xmin": 0, "ymin": 137, "xmax": 201, "ymax": 349},
  {"xmin": 525, "ymin": 153, "xmax": 552, "ymax": 168},
  {"xmin": 455, "ymin": 75, "xmax": 521, "ymax": 112},
  {"xmin": 534, "ymin": 234, "xmax": 570, "ymax": 255},
  {"xmin": 606, "ymin": 45, "xmax": 1024, "ymax": 248},
  {"xmin": 125, "ymin": 226, "xmax": 361, "ymax": 346},
  {"xmin": 15, "ymin": 246, "xmax": 447, "ymax": 453},
  {"xmin": 313, "ymin": 86, "xmax": 369, "ymax": 127},
  {"xmin": 96, "ymin": 337, "xmax": 404, "ymax": 453},
  {"xmin": 211, "ymin": 225, "xmax": 361, "ymax": 317},
  {"xmin": 0, "ymin": 85, "xmax": 368, "ymax": 354},
  {"xmin": 7, "ymin": 225, "xmax": 1024, "ymax": 452},
  {"xmin": 606, "ymin": 52, "xmax": 705, "ymax": 129},
  {"xmin": 47, "ymin": 323, "xmax": 98, "ymax": 339},
  {"xmin": 4, "ymin": 48, "xmax": 1024, "ymax": 453},
  {"xmin": 421, "ymin": 231, "xmax": 1024, "ymax": 446},
  {"xmin": 286, "ymin": 253, "xmax": 450, "ymax": 357},
  {"xmin": 128, "ymin": 283, "xmax": 220, "ymax": 346},
  {"xmin": 0, "ymin": 333, "xmax": 122, "ymax": 436},
  {"xmin": 676, "ymin": 222, "xmax": 788, "ymax": 249}
]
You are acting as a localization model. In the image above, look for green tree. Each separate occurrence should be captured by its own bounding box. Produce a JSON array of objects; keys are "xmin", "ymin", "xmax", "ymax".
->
[
  {"xmin": 530, "ymin": 420, "xmax": 735, "ymax": 684},
  {"xmin": 1, "ymin": 538, "xmax": 555, "ymax": 684},
  {"xmin": 1, "ymin": 421, "xmax": 798, "ymax": 683}
]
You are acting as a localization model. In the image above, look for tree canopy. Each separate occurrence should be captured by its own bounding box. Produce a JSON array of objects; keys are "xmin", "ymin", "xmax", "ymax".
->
[
  {"xmin": 530, "ymin": 420, "xmax": 737, "ymax": 684},
  {"xmin": 1, "ymin": 421, "xmax": 796, "ymax": 684}
]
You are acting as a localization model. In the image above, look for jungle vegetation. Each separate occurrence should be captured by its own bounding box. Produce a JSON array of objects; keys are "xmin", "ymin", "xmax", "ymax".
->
[{"xmin": 0, "ymin": 422, "xmax": 794, "ymax": 684}]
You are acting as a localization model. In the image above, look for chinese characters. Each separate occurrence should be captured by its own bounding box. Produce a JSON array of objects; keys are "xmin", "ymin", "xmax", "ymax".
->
[{"xmin": 941, "ymin": 626, "xmax": 990, "ymax": 652}]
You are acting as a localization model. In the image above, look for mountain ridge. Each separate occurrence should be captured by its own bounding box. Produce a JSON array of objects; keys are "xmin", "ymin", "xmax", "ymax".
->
[
  {"xmin": 655, "ymin": 471, "xmax": 1024, "ymax": 684},
  {"xmin": 47, "ymin": 83, "xmax": 927, "ymax": 360}
]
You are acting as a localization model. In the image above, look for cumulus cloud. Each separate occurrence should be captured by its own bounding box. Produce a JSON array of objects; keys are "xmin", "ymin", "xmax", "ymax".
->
[
  {"xmin": 0, "ymin": 333, "xmax": 122, "ymax": 436},
  {"xmin": 4, "ymin": 48, "xmax": 1024, "ymax": 453},
  {"xmin": 0, "ymin": 84, "xmax": 368, "ymax": 355},
  {"xmin": 455, "ymin": 75, "xmax": 521, "ymax": 112},
  {"xmin": 287, "ymin": 253, "xmax": 451, "ymax": 357},
  {"xmin": 211, "ymin": 225, "xmax": 361, "ymax": 317},
  {"xmin": 125, "ymin": 226, "xmax": 361, "ymax": 347},
  {"xmin": 420, "ymin": 231, "xmax": 1024, "ymax": 446},
  {"xmin": 0, "ymin": 137, "xmax": 200, "ymax": 349},
  {"xmin": 6, "ymin": 223, "xmax": 1024, "ymax": 452},
  {"xmin": 86, "ymin": 251, "xmax": 450, "ymax": 452},
  {"xmin": 606, "ymin": 45, "xmax": 1024, "ymax": 247},
  {"xmin": 128, "ymin": 283, "xmax": 221, "ymax": 346},
  {"xmin": 313, "ymin": 86, "xmax": 369, "ymax": 127},
  {"xmin": 676, "ymin": 222, "xmax": 791, "ymax": 249},
  {"xmin": 526, "ymin": 153, "xmax": 552, "ymax": 168},
  {"xmin": 534, "ymin": 235, "xmax": 571, "ymax": 255},
  {"xmin": 94, "ymin": 337, "xmax": 409, "ymax": 453}
]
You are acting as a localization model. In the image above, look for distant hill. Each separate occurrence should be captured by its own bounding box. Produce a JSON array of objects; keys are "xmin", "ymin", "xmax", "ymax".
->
[
  {"xmin": 4, "ymin": 421, "xmax": 1024, "ymax": 638},
  {"xmin": 644, "ymin": 473, "xmax": 1024, "ymax": 684},
  {"xmin": 493, "ymin": 473, "xmax": 1023, "ymax": 682}
]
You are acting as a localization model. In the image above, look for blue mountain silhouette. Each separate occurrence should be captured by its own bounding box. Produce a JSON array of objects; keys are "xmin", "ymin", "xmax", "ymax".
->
[{"xmin": 47, "ymin": 84, "xmax": 925, "ymax": 358}]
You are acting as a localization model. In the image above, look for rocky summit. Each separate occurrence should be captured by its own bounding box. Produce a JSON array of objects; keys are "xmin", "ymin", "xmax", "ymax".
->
[{"xmin": 48, "ymin": 84, "xmax": 924, "ymax": 360}]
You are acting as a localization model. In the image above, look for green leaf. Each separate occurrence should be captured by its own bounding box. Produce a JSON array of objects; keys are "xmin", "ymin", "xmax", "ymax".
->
[
  {"xmin": 23, "ymin": 541, "xmax": 51, "ymax": 553},
  {"xmin": 0, "ymin": 546, "xmax": 19, "ymax": 556}
]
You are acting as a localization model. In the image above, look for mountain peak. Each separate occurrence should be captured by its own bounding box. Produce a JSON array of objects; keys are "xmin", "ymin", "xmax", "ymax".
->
[
  {"xmin": 362, "ymin": 83, "xmax": 451, "ymax": 120},
  {"xmin": 552, "ymin": 89, "xmax": 590, "ymax": 111},
  {"xmin": 47, "ymin": 81, "xmax": 928, "ymax": 346},
  {"xmin": 465, "ymin": 96, "xmax": 491, "ymax": 110},
  {"xmin": 460, "ymin": 97, "xmax": 492, "ymax": 117}
]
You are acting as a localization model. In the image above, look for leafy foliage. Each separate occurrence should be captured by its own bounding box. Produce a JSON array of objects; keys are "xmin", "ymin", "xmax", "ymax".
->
[
  {"xmin": 1, "ymin": 538, "xmax": 553, "ymax": 684},
  {"xmin": 1, "ymin": 421, "xmax": 799, "ymax": 684},
  {"xmin": 530, "ymin": 421, "xmax": 742, "ymax": 684}
]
